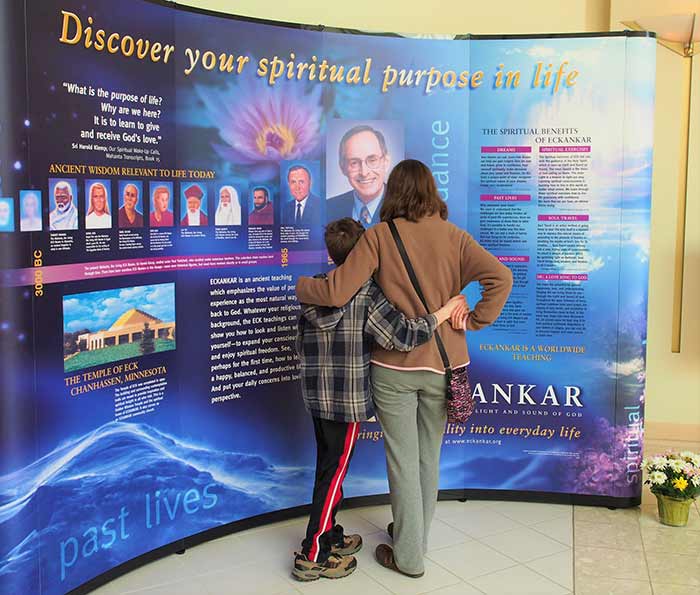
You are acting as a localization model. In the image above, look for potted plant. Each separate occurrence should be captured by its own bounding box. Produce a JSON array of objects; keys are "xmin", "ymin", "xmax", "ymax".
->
[{"xmin": 642, "ymin": 451, "xmax": 700, "ymax": 526}]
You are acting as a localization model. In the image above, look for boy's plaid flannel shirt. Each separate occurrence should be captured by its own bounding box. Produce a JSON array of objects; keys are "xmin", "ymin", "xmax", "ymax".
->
[{"xmin": 296, "ymin": 278, "xmax": 437, "ymax": 422}]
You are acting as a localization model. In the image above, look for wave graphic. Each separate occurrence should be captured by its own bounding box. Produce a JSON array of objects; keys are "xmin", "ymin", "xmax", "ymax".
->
[
  {"xmin": 0, "ymin": 421, "xmax": 315, "ymax": 594},
  {"xmin": 440, "ymin": 453, "xmax": 565, "ymax": 492}
]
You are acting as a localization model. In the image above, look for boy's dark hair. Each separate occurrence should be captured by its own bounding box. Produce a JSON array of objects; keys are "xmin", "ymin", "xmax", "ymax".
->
[{"xmin": 324, "ymin": 217, "xmax": 365, "ymax": 265}]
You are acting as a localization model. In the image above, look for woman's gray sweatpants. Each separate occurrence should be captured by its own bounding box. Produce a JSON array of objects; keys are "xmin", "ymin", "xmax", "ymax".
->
[{"xmin": 371, "ymin": 364, "xmax": 447, "ymax": 575}]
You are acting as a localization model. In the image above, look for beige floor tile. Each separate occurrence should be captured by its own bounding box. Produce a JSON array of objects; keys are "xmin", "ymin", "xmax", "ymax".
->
[
  {"xmin": 353, "ymin": 504, "xmax": 393, "ymax": 532},
  {"xmin": 651, "ymin": 583, "xmax": 700, "ymax": 595},
  {"xmin": 236, "ymin": 519, "xmax": 309, "ymax": 566},
  {"xmin": 420, "ymin": 582, "xmax": 484, "ymax": 595},
  {"xmin": 436, "ymin": 506, "xmax": 522, "ymax": 539},
  {"xmin": 433, "ymin": 500, "xmax": 491, "ymax": 521},
  {"xmin": 530, "ymin": 515, "xmax": 573, "ymax": 546},
  {"xmin": 200, "ymin": 560, "xmax": 295, "ymax": 595},
  {"xmin": 336, "ymin": 509, "xmax": 390, "ymax": 538},
  {"xmin": 468, "ymin": 564, "xmax": 569, "ymax": 595},
  {"xmin": 363, "ymin": 557, "xmax": 462, "ymax": 595},
  {"xmin": 105, "ymin": 554, "xmax": 190, "ymax": 592},
  {"xmin": 646, "ymin": 552, "xmax": 700, "ymax": 587},
  {"xmin": 353, "ymin": 530, "xmax": 391, "ymax": 569},
  {"xmin": 235, "ymin": 516, "xmax": 308, "ymax": 538},
  {"xmin": 574, "ymin": 521, "xmax": 643, "ymax": 550},
  {"xmin": 173, "ymin": 534, "xmax": 260, "ymax": 576},
  {"xmin": 525, "ymin": 550, "xmax": 573, "ymax": 590},
  {"xmin": 574, "ymin": 546, "xmax": 649, "ymax": 581},
  {"xmin": 574, "ymin": 505, "xmax": 641, "ymax": 527},
  {"xmin": 89, "ymin": 581, "xmax": 119, "ymax": 595},
  {"xmin": 426, "ymin": 540, "xmax": 517, "ymax": 581},
  {"xmin": 234, "ymin": 516, "xmax": 308, "ymax": 540},
  {"xmin": 135, "ymin": 577, "xmax": 218, "ymax": 595},
  {"xmin": 294, "ymin": 568, "xmax": 391, "ymax": 595},
  {"xmin": 641, "ymin": 524, "xmax": 700, "ymax": 554},
  {"xmin": 479, "ymin": 526, "xmax": 570, "ymax": 563},
  {"xmin": 354, "ymin": 531, "xmax": 462, "ymax": 595},
  {"xmin": 426, "ymin": 518, "xmax": 472, "ymax": 552},
  {"xmin": 483, "ymin": 500, "xmax": 572, "ymax": 525},
  {"xmin": 574, "ymin": 576, "xmax": 652, "ymax": 595}
]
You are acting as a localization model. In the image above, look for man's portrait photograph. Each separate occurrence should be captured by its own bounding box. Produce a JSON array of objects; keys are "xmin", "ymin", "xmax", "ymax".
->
[
  {"xmin": 325, "ymin": 120, "xmax": 404, "ymax": 229},
  {"xmin": 248, "ymin": 186, "xmax": 274, "ymax": 226},
  {"xmin": 181, "ymin": 183, "xmax": 209, "ymax": 227},
  {"xmin": 49, "ymin": 179, "xmax": 79, "ymax": 231},
  {"xmin": 281, "ymin": 161, "xmax": 323, "ymax": 228}
]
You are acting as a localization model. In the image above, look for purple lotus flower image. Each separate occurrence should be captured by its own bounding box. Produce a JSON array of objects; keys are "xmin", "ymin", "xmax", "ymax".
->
[{"xmin": 196, "ymin": 78, "xmax": 323, "ymax": 179}]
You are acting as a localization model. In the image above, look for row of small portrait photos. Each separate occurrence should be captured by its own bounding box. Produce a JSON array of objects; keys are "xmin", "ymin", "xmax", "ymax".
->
[{"xmin": 0, "ymin": 180, "xmax": 277, "ymax": 232}]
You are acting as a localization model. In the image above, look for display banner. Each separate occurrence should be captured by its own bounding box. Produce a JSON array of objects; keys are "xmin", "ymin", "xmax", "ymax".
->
[{"xmin": 0, "ymin": 1, "xmax": 655, "ymax": 593}]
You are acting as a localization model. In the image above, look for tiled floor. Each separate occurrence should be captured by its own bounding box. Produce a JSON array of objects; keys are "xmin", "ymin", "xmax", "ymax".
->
[{"xmin": 91, "ymin": 438, "xmax": 700, "ymax": 595}]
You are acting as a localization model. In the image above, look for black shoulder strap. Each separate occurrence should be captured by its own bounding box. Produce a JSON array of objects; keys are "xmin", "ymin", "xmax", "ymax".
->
[{"xmin": 387, "ymin": 219, "xmax": 452, "ymax": 373}]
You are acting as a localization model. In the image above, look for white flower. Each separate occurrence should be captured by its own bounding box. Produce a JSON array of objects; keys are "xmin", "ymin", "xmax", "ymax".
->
[
  {"xmin": 680, "ymin": 451, "xmax": 695, "ymax": 460},
  {"xmin": 691, "ymin": 454, "xmax": 700, "ymax": 467},
  {"xmin": 650, "ymin": 456, "xmax": 670, "ymax": 470},
  {"xmin": 692, "ymin": 476, "xmax": 700, "ymax": 487},
  {"xmin": 649, "ymin": 471, "xmax": 667, "ymax": 485},
  {"xmin": 668, "ymin": 459, "xmax": 686, "ymax": 473}
]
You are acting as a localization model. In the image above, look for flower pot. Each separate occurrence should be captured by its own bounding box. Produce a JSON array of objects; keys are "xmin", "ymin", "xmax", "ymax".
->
[{"xmin": 655, "ymin": 493, "xmax": 694, "ymax": 527}]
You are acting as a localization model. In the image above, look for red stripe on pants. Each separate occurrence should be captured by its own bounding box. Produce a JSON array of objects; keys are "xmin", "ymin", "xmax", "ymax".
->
[{"xmin": 308, "ymin": 422, "xmax": 359, "ymax": 562}]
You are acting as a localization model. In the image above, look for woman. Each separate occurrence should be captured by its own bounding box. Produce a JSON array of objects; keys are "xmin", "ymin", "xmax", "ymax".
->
[
  {"xmin": 215, "ymin": 185, "xmax": 242, "ymax": 226},
  {"xmin": 296, "ymin": 159, "xmax": 512, "ymax": 577}
]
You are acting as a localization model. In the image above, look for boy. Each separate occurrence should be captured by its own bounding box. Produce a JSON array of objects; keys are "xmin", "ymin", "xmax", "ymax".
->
[{"xmin": 292, "ymin": 218, "xmax": 466, "ymax": 581}]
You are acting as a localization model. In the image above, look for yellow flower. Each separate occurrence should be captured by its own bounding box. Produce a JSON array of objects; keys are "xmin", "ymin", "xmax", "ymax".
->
[{"xmin": 673, "ymin": 477, "xmax": 688, "ymax": 491}]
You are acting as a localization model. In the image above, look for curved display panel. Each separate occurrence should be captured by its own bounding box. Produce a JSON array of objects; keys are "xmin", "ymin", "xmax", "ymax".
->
[{"xmin": 0, "ymin": 1, "xmax": 655, "ymax": 593}]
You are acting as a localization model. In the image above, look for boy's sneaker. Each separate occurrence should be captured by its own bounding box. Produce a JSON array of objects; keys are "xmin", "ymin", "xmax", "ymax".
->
[
  {"xmin": 331, "ymin": 533, "xmax": 363, "ymax": 556},
  {"xmin": 292, "ymin": 552, "xmax": 357, "ymax": 582}
]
